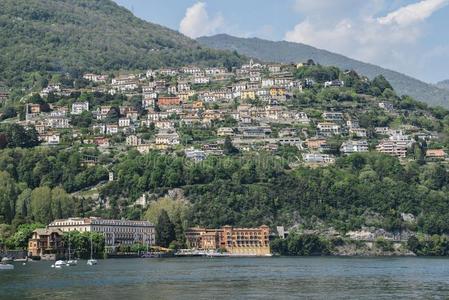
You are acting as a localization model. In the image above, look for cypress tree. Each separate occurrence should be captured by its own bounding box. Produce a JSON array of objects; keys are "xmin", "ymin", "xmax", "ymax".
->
[{"xmin": 155, "ymin": 210, "xmax": 175, "ymax": 248}]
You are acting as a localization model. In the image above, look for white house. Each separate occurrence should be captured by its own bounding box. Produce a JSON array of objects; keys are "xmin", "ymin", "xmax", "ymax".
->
[
  {"xmin": 340, "ymin": 140, "xmax": 369, "ymax": 154},
  {"xmin": 126, "ymin": 135, "xmax": 142, "ymax": 146},
  {"xmin": 71, "ymin": 102, "xmax": 89, "ymax": 115},
  {"xmin": 118, "ymin": 118, "xmax": 131, "ymax": 128},
  {"xmin": 317, "ymin": 122, "xmax": 341, "ymax": 136},
  {"xmin": 184, "ymin": 148, "xmax": 207, "ymax": 162},
  {"xmin": 106, "ymin": 124, "xmax": 119, "ymax": 135}
]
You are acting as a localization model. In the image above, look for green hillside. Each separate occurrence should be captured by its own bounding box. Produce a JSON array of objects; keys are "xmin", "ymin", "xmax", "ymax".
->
[
  {"xmin": 198, "ymin": 34, "xmax": 449, "ymax": 108},
  {"xmin": 0, "ymin": 0, "xmax": 244, "ymax": 90}
]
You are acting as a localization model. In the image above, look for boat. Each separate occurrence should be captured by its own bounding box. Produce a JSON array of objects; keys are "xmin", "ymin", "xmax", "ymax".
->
[
  {"xmin": 206, "ymin": 252, "xmax": 230, "ymax": 258},
  {"xmin": 66, "ymin": 232, "xmax": 77, "ymax": 266},
  {"xmin": 1, "ymin": 257, "xmax": 12, "ymax": 263},
  {"xmin": 54, "ymin": 260, "xmax": 67, "ymax": 268},
  {"xmin": 87, "ymin": 233, "xmax": 97, "ymax": 266},
  {"xmin": 87, "ymin": 259, "xmax": 97, "ymax": 265},
  {"xmin": 0, "ymin": 263, "xmax": 14, "ymax": 270},
  {"xmin": 141, "ymin": 252, "xmax": 161, "ymax": 258},
  {"xmin": 13, "ymin": 257, "xmax": 28, "ymax": 262},
  {"xmin": 67, "ymin": 259, "xmax": 78, "ymax": 266}
]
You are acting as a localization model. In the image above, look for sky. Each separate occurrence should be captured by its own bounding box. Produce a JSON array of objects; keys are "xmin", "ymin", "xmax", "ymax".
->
[{"xmin": 113, "ymin": 0, "xmax": 449, "ymax": 83}]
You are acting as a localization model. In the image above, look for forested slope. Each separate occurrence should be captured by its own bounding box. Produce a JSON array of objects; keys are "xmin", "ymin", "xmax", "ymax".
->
[{"xmin": 0, "ymin": 0, "xmax": 244, "ymax": 90}]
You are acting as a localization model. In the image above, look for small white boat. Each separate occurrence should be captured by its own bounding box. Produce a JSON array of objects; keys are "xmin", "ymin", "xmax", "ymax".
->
[
  {"xmin": 1, "ymin": 257, "xmax": 12, "ymax": 263},
  {"xmin": 86, "ymin": 234, "xmax": 97, "ymax": 266},
  {"xmin": 206, "ymin": 252, "xmax": 229, "ymax": 258},
  {"xmin": 67, "ymin": 260, "xmax": 78, "ymax": 266},
  {"xmin": 14, "ymin": 257, "xmax": 28, "ymax": 262},
  {"xmin": 87, "ymin": 259, "xmax": 97, "ymax": 266},
  {"xmin": 54, "ymin": 260, "xmax": 67, "ymax": 268},
  {"xmin": 66, "ymin": 232, "xmax": 77, "ymax": 266},
  {"xmin": 0, "ymin": 264, "xmax": 14, "ymax": 270}
]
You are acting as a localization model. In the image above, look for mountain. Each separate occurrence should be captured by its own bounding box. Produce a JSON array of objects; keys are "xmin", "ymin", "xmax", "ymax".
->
[
  {"xmin": 437, "ymin": 80, "xmax": 449, "ymax": 91},
  {"xmin": 198, "ymin": 34, "xmax": 449, "ymax": 108},
  {"xmin": 0, "ymin": 0, "xmax": 244, "ymax": 89}
]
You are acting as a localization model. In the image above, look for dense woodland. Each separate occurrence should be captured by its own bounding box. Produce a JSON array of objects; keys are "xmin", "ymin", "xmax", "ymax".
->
[
  {"xmin": 1, "ymin": 147, "xmax": 449, "ymax": 244},
  {"xmin": 0, "ymin": 0, "xmax": 245, "ymax": 96}
]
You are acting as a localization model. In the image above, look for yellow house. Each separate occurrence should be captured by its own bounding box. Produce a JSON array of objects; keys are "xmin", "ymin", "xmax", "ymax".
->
[
  {"xmin": 270, "ymin": 87, "xmax": 286, "ymax": 97},
  {"xmin": 193, "ymin": 101, "xmax": 204, "ymax": 109},
  {"xmin": 241, "ymin": 90, "xmax": 256, "ymax": 100},
  {"xmin": 178, "ymin": 92, "xmax": 190, "ymax": 102},
  {"xmin": 179, "ymin": 91, "xmax": 196, "ymax": 102}
]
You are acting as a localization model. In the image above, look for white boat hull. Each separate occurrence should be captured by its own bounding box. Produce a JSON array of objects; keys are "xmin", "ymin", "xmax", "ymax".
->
[
  {"xmin": 67, "ymin": 260, "xmax": 78, "ymax": 266},
  {"xmin": 87, "ymin": 259, "xmax": 98, "ymax": 265},
  {"xmin": 54, "ymin": 260, "xmax": 67, "ymax": 268},
  {"xmin": 0, "ymin": 264, "xmax": 14, "ymax": 270}
]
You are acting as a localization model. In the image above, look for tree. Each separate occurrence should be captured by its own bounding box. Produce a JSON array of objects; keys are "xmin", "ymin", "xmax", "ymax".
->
[
  {"xmin": 172, "ymin": 210, "xmax": 186, "ymax": 248},
  {"xmin": 71, "ymin": 111, "xmax": 93, "ymax": 128},
  {"xmin": 407, "ymin": 236, "xmax": 420, "ymax": 253},
  {"xmin": 1, "ymin": 124, "xmax": 39, "ymax": 148},
  {"xmin": 223, "ymin": 136, "xmax": 238, "ymax": 155},
  {"xmin": 30, "ymin": 186, "xmax": 52, "ymax": 224},
  {"xmin": 6, "ymin": 223, "xmax": 44, "ymax": 250},
  {"xmin": 155, "ymin": 210, "xmax": 175, "ymax": 248},
  {"xmin": 371, "ymin": 75, "xmax": 393, "ymax": 95},
  {"xmin": 0, "ymin": 133, "xmax": 7, "ymax": 149},
  {"xmin": 29, "ymin": 94, "xmax": 45, "ymax": 105},
  {"xmin": 0, "ymin": 171, "xmax": 18, "ymax": 224},
  {"xmin": 51, "ymin": 187, "xmax": 74, "ymax": 220},
  {"xmin": 1, "ymin": 107, "xmax": 17, "ymax": 121},
  {"xmin": 144, "ymin": 198, "xmax": 190, "ymax": 225},
  {"xmin": 105, "ymin": 106, "xmax": 121, "ymax": 124},
  {"xmin": 15, "ymin": 188, "xmax": 32, "ymax": 219}
]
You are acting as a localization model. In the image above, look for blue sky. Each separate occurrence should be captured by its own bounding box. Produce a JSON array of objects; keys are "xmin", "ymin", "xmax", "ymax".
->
[{"xmin": 114, "ymin": 0, "xmax": 449, "ymax": 83}]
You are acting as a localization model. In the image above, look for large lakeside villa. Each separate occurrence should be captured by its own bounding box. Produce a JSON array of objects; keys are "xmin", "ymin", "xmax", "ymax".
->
[
  {"xmin": 27, "ymin": 217, "xmax": 271, "ymax": 259},
  {"xmin": 185, "ymin": 226, "xmax": 271, "ymax": 256}
]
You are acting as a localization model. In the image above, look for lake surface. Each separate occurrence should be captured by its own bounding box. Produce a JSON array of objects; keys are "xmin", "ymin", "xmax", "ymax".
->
[{"xmin": 1, "ymin": 257, "xmax": 449, "ymax": 299}]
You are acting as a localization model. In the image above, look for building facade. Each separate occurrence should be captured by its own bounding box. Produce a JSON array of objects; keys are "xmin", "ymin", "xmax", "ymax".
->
[
  {"xmin": 340, "ymin": 140, "xmax": 369, "ymax": 154},
  {"xmin": 48, "ymin": 217, "xmax": 155, "ymax": 248},
  {"xmin": 28, "ymin": 228, "xmax": 64, "ymax": 260},
  {"xmin": 185, "ymin": 225, "xmax": 270, "ymax": 256}
]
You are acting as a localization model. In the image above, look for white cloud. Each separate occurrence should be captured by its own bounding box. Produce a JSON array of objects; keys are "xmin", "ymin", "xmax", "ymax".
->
[
  {"xmin": 179, "ymin": 2, "xmax": 224, "ymax": 39},
  {"xmin": 294, "ymin": 0, "xmax": 363, "ymax": 14},
  {"xmin": 285, "ymin": 0, "xmax": 448, "ymax": 80},
  {"xmin": 293, "ymin": 0, "xmax": 385, "ymax": 21},
  {"xmin": 378, "ymin": 0, "xmax": 449, "ymax": 26}
]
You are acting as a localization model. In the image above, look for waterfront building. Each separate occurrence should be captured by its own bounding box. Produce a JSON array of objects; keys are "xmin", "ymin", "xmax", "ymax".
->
[
  {"xmin": 27, "ymin": 228, "xmax": 64, "ymax": 260},
  {"xmin": 185, "ymin": 225, "xmax": 270, "ymax": 256},
  {"xmin": 48, "ymin": 217, "xmax": 155, "ymax": 248}
]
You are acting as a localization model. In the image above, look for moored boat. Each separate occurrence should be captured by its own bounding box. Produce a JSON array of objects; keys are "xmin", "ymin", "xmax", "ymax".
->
[
  {"xmin": 13, "ymin": 257, "xmax": 28, "ymax": 262},
  {"xmin": 87, "ymin": 259, "xmax": 97, "ymax": 265},
  {"xmin": 1, "ymin": 257, "xmax": 13, "ymax": 263},
  {"xmin": 0, "ymin": 263, "xmax": 14, "ymax": 270},
  {"xmin": 86, "ymin": 233, "xmax": 97, "ymax": 266},
  {"xmin": 54, "ymin": 260, "xmax": 67, "ymax": 268},
  {"xmin": 67, "ymin": 259, "xmax": 78, "ymax": 266},
  {"xmin": 66, "ymin": 232, "xmax": 77, "ymax": 266}
]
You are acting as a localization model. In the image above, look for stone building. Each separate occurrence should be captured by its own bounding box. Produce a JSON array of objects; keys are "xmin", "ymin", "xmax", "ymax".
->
[
  {"xmin": 48, "ymin": 217, "xmax": 155, "ymax": 249},
  {"xmin": 185, "ymin": 225, "xmax": 270, "ymax": 256}
]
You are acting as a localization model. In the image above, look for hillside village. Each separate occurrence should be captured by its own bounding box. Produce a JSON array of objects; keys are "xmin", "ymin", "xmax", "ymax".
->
[
  {"xmin": 2, "ymin": 59, "xmax": 448, "ymax": 166},
  {"xmin": 2, "ymin": 0, "xmax": 449, "ymax": 262}
]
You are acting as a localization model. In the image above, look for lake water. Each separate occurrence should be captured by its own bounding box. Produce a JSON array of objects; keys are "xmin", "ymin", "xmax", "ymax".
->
[{"xmin": 1, "ymin": 257, "xmax": 449, "ymax": 299}]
